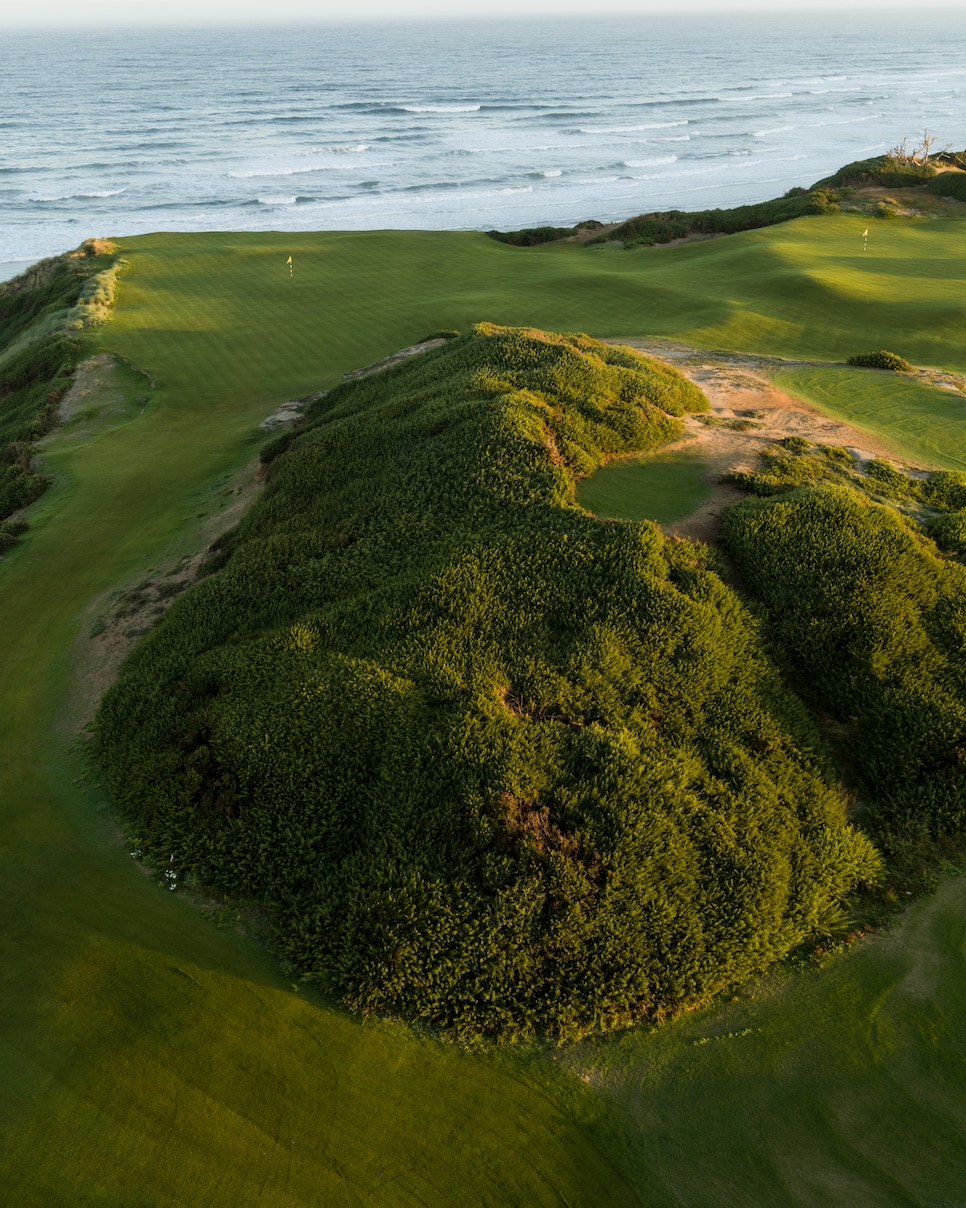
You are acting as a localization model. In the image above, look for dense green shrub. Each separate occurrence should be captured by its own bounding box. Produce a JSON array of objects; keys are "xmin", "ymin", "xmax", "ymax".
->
[
  {"xmin": 847, "ymin": 350, "xmax": 913, "ymax": 372},
  {"xmin": 872, "ymin": 200, "xmax": 899, "ymax": 220},
  {"xmin": 596, "ymin": 190, "xmax": 842, "ymax": 249},
  {"xmin": 920, "ymin": 470, "xmax": 966, "ymax": 512},
  {"xmin": 728, "ymin": 440, "xmax": 966, "ymax": 524},
  {"xmin": 927, "ymin": 172, "xmax": 966, "ymax": 202},
  {"xmin": 725, "ymin": 444, "xmax": 857, "ymax": 498},
  {"xmin": 488, "ymin": 221, "xmax": 603, "ymax": 247},
  {"xmin": 0, "ymin": 246, "xmax": 117, "ymax": 525},
  {"xmin": 815, "ymin": 156, "xmax": 936, "ymax": 190},
  {"xmin": 487, "ymin": 225, "xmax": 580, "ymax": 247},
  {"xmin": 0, "ymin": 334, "xmax": 84, "ymax": 521},
  {"xmin": 97, "ymin": 324, "xmax": 879, "ymax": 1042},
  {"xmin": 723, "ymin": 485, "xmax": 966, "ymax": 837},
  {"xmin": 925, "ymin": 509, "xmax": 966, "ymax": 558},
  {"xmin": 0, "ymin": 256, "xmax": 81, "ymax": 348},
  {"xmin": 490, "ymin": 190, "xmax": 841, "ymax": 253},
  {"xmin": 0, "ymin": 516, "xmax": 27, "ymax": 555}
]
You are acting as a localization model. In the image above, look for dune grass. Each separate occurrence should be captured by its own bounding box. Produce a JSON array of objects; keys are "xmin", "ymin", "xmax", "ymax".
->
[
  {"xmin": 5, "ymin": 212, "xmax": 966, "ymax": 1203},
  {"xmin": 576, "ymin": 447, "xmax": 712, "ymax": 524},
  {"xmin": 774, "ymin": 366, "xmax": 966, "ymax": 470}
]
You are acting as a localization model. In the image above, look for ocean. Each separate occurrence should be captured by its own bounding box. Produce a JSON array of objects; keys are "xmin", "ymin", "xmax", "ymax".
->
[{"xmin": 3, "ymin": 12, "xmax": 966, "ymax": 277}]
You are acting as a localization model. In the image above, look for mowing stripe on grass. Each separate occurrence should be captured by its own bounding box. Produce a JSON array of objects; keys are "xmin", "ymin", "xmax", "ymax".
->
[{"xmin": 774, "ymin": 366, "xmax": 966, "ymax": 470}]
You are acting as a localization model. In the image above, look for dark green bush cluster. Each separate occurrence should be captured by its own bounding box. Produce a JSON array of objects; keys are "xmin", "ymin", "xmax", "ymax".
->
[
  {"xmin": 925, "ymin": 510, "xmax": 966, "ymax": 559},
  {"xmin": 725, "ymin": 443, "xmax": 857, "ymax": 497},
  {"xmin": 726, "ymin": 439, "xmax": 966, "ymax": 517},
  {"xmin": 0, "ymin": 516, "xmax": 27, "ymax": 554},
  {"xmin": 847, "ymin": 350, "xmax": 913, "ymax": 372},
  {"xmin": 487, "ymin": 220, "xmax": 602, "ymax": 247},
  {"xmin": 723, "ymin": 486, "xmax": 966, "ymax": 837},
  {"xmin": 0, "ymin": 334, "xmax": 85, "ymax": 522},
  {"xmin": 0, "ymin": 256, "xmax": 81, "ymax": 346},
  {"xmin": 595, "ymin": 190, "xmax": 841, "ymax": 249},
  {"xmin": 0, "ymin": 249, "xmax": 107, "ymax": 530},
  {"xmin": 96, "ymin": 323, "xmax": 879, "ymax": 1043},
  {"xmin": 927, "ymin": 172, "xmax": 966, "ymax": 202},
  {"xmin": 815, "ymin": 156, "xmax": 936, "ymax": 190}
]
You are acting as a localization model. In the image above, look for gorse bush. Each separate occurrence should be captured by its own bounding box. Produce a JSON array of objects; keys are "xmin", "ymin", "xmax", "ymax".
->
[
  {"xmin": 96, "ymin": 324, "xmax": 879, "ymax": 1042},
  {"xmin": 489, "ymin": 191, "xmax": 841, "ymax": 252},
  {"xmin": 487, "ymin": 225, "xmax": 580, "ymax": 247},
  {"xmin": 594, "ymin": 190, "xmax": 842, "ymax": 249},
  {"xmin": 487, "ymin": 220, "xmax": 604, "ymax": 247},
  {"xmin": 846, "ymin": 351, "xmax": 913, "ymax": 372},
  {"xmin": 0, "ymin": 516, "xmax": 27, "ymax": 554},
  {"xmin": 0, "ymin": 334, "xmax": 85, "ymax": 523},
  {"xmin": 0, "ymin": 243, "xmax": 119, "ymax": 530},
  {"xmin": 725, "ymin": 442, "xmax": 858, "ymax": 498},
  {"xmin": 724, "ymin": 485, "xmax": 966, "ymax": 837},
  {"xmin": 815, "ymin": 156, "xmax": 937, "ymax": 190},
  {"xmin": 927, "ymin": 172, "xmax": 966, "ymax": 202}
]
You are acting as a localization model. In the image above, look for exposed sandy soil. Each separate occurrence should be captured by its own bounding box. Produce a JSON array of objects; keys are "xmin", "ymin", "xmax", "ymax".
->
[
  {"xmin": 342, "ymin": 336, "xmax": 448, "ymax": 382},
  {"xmin": 839, "ymin": 182, "xmax": 966, "ymax": 219},
  {"xmin": 37, "ymin": 352, "xmax": 154, "ymax": 450},
  {"xmin": 67, "ymin": 452, "xmax": 264, "ymax": 733},
  {"xmin": 606, "ymin": 338, "xmax": 947, "ymax": 546}
]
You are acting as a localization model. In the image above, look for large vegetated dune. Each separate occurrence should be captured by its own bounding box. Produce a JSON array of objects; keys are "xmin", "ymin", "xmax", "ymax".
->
[{"xmin": 96, "ymin": 323, "xmax": 880, "ymax": 1042}]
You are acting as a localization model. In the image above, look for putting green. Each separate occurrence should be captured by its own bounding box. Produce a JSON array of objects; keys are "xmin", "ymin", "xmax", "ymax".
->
[
  {"xmin": 576, "ymin": 447, "xmax": 712, "ymax": 524},
  {"xmin": 775, "ymin": 366, "xmax": 966, "ymax": 470},
  {"xmin": 4, "ymin": 215, "xmax": 966, "ymax": 1204}
]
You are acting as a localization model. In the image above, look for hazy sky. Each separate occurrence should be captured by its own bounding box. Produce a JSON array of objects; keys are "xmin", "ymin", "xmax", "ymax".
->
[{"xmin": 1, "ymin": 0, "xmax": 961, "ymax": 26}]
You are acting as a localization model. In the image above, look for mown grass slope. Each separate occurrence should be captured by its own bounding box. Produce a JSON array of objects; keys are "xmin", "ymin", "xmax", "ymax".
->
[
  {"xmin": 775, "ymin": 366, "xmax": 966, "ymax": 471},
  {"xmin": 585, "ymin": 870, "xmax": 966, "ymax": 1205},
  {"xmin": 5, "ymin": 212, "xmax": 966, "ymax": 1204}
]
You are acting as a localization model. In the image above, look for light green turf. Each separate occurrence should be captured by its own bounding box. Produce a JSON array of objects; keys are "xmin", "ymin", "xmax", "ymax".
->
[
  {"xmin": 5, "ymin": 216, "xmax": 966, "ymax": 1205},
  {"xmin": 576, "ymin": 447, "xmax": 712, "ymax": 524},
  {"xmin": 774, "ymin": 366, "xmax": 966, "ymax": 470}
]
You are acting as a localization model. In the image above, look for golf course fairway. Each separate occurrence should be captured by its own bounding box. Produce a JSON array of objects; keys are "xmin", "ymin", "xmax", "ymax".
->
[
  {"xmin": 3, "ymin": 214, "xmax": 966, "ymax": 1205},
  {"xmin": 775, "ymin": 366, "xmax": 966, "ymax": 471}
]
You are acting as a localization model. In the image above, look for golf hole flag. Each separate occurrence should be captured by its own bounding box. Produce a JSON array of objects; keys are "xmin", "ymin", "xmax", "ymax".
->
[{"xmin": 287, "ymin": 255, "xmax": 293, "ymax": 276}]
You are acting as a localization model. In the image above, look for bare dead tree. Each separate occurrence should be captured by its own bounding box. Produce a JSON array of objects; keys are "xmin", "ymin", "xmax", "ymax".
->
[{"xmin": 910, "ymin": 131, "xmax": 937, "ymax": 166}]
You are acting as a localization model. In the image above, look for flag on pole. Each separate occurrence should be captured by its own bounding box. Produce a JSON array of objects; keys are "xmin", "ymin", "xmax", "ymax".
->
[
  {"xmin": 287, "ymin": 255, "xmax": 293, "ymax": 277},
  {"xmin": 861, "ymin": 229, "xmax": 869, "ymax": 238}
]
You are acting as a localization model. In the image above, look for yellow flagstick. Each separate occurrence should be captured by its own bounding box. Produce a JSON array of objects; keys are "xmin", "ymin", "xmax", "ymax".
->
[
  {"xmin": 287, "ymin": 255, "xmax": 293, "ymax": 277},
  {"xmin": 862, "ymin": 228, "xmax": 869, "ymax": 253}
]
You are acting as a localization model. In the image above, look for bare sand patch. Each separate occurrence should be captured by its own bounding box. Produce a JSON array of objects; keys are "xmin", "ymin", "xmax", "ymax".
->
[
  {"xmin": 605, "ymin": 338, "xmax": 929, "ymax": 544},
  {"xmin": 67, "ymin": 458, "xmax": 263, "ymax": 733}
]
